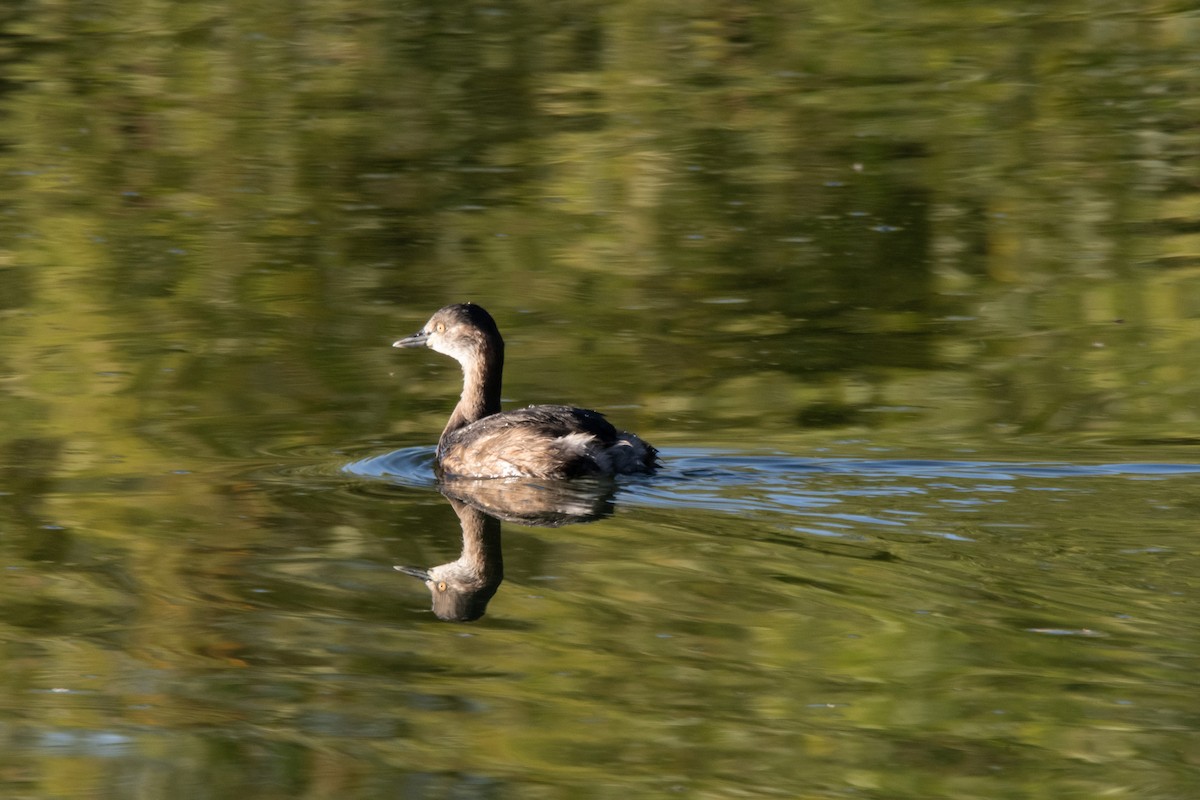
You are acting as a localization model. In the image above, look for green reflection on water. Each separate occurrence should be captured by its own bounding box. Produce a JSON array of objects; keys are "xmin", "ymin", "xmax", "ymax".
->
[{"xmin": 1, "ymin": 1, "xmax": 1199, "ymax": 798}]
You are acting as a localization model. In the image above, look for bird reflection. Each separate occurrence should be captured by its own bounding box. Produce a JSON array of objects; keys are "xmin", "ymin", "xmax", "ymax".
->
[
  {"xmin": 396, "ymin": 478, "xmax": 616, "ymax": 622},
  {"xmin": 394, "ymin": 494, "xmax": 503, "ymax": 622}
]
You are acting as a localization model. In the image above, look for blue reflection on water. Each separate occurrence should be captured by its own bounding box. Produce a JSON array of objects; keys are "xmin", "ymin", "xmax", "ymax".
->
[
  {"xmin": 343, "ymin": 446, "xmax": 1200, "ymax": 523},
  {"xmin": 345, "ymin": 446, "xmax": 438, "ymax": 487}
]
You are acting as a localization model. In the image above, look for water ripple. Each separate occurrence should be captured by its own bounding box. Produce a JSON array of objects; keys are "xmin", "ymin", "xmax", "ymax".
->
[
  {"xmin": 343, "ymin": 446, "xmax": 438, "ymax": 488},
  {"xmin": 616, "ymin": 449, "xmax": 1200, "ymax": 522},
  {"xmin": 336, "ymin": 446, "xmax": 1200, "ymax": 527}
]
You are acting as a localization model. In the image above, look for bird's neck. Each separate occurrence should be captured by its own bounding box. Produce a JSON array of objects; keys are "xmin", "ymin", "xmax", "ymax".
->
[{"xmin": 442, "ymin": 345, "xmax": 503, "ymax": 441}]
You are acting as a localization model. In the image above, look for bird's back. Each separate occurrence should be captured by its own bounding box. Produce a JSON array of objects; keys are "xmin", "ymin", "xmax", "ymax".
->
[{"xmin": 439, "ymin": 404, "xmax": 657, "ymax": 479}]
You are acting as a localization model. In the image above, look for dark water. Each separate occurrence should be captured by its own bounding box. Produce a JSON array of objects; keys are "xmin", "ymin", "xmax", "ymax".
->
[{"xmin": 2, "ymin": 2, "xmax": 1200, "ymax": 798}]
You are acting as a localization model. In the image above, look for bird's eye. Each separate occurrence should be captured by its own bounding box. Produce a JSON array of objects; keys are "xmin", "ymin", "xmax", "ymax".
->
[
  {"xmin": 437, "ymin": 581, "xmax": 447, "ymax": 592},
  {"xmin": 436, "ymin": 322, "xmax": 445, "ymax": 333}
]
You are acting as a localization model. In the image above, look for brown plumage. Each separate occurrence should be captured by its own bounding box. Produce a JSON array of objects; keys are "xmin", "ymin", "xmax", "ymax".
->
[{"xmin": 394, "ymin": 303, "xmax": 658, "ymax": 479}]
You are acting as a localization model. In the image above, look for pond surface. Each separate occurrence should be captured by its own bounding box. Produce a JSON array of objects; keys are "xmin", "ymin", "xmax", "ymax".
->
[{"xmin": 2, "ymin": 2, "xmax": 1199, "ymax": 798}]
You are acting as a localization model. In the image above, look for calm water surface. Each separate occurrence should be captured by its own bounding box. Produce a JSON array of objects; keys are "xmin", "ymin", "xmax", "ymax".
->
[{"xmin": 2, "ymin": 2, "xmax": 1200, "ymax": 798}]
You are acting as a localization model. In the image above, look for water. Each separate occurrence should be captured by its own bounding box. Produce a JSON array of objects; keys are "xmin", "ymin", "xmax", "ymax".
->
[
  {"xmin": 2, "ymin": 1, "xmax": 1200, "ymax": 798},
  {"xmin": 5, "ymin": 446, "xmax": 1195, "ymax": 797}
]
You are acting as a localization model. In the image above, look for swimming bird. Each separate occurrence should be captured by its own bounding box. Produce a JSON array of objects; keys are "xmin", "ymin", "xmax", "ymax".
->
[{"xmin": 393, "ymin": 303, "xmax": 658, "ymax": 479}]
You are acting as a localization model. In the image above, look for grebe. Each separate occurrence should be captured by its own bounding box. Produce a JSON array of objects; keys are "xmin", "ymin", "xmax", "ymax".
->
[{"xmin": 394, "ymin": 303, "xmax": 658, "ymax": 479}]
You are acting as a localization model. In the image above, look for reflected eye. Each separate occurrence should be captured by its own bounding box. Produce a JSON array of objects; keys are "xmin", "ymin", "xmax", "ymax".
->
[
  {"xmin": 437, "ymin": 581, "xmax": 447, "ymax": 592},
  {"xmin": 436, "ymin": 322, "xmax": 445, "ymax": 333}
]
